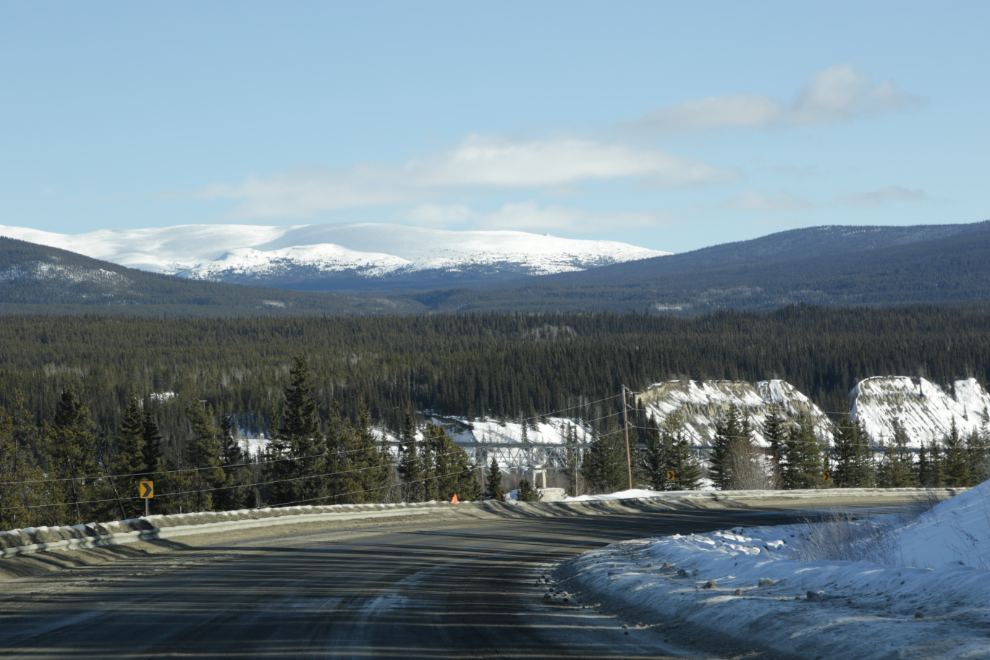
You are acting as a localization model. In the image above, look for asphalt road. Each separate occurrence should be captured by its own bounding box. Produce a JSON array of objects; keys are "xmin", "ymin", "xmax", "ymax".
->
[{"xmin": 0, "ymin": 500, "xmax": 899, "ymax": 659}]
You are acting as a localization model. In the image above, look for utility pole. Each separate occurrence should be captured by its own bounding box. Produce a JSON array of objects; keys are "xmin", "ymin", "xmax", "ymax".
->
[{"xmin": 622, "ymin": 385, "xmax": 632, "ymax": 490}]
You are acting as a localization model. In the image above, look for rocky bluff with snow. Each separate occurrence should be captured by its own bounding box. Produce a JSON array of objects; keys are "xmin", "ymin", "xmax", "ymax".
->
[
  {"xmin": 851, "ymin": 376, "xmax": 990, "ymax": 446},
  {"xmin": 635, "ymin": 380, "xmax": 835, "ymax": 446},
  {"xmin": 635, "ymin": 377, "xmax": 990, "ymax": 449}
]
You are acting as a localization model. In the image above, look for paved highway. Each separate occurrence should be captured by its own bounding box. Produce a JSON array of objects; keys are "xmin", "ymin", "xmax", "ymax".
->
[{"xmin": 0, "ymin": 499, "xmax": 899, "ymax": 659}]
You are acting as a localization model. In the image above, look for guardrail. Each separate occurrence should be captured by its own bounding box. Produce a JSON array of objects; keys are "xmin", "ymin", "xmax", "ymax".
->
[
  {"xmin": 0, "ymin": 501, "xmax": 454, "ymax": 559},
  {"xmin": 0, "ymin": 487, "xmax": 962, "ymax": 559}
]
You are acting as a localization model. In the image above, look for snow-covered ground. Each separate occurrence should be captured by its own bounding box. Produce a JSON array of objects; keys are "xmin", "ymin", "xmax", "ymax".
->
[
  {"xmin": 852, "ymin": 376, "xmax": 990, "ymax": 447},
  {"xmin": 427, "ymin": 415, "xmax": 592, "ymax": 469},
  {"xmin": 558, "ymin": 481, "xmax": 990, "ymax": 659}
]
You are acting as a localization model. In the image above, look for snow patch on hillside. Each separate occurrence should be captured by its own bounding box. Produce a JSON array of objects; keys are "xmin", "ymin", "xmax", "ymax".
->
[
  {"xmin": 636, "ymin": 379, "xmax": 835, "ymax": 446},
  {"xmin": 851, "ymin": 377, "xmax": 990, "ymax": 447},
  {"xmin": 179, "ymin": 244, "xmax": 412, "ymax": 279},
  {"xmin": 427, "ymin": 416, "xmax": 592, "ymax": 469}
]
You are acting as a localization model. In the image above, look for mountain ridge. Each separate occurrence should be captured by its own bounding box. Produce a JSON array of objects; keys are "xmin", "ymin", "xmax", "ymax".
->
[{"xmin": 0, "ymin": 223, "xmax": 668, "ymax": 292}]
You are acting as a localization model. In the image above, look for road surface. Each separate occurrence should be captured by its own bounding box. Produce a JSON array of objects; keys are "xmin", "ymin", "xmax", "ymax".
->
[{"xmin": 0, "ymin": 498, "xmax": 904, "ymax": 659}]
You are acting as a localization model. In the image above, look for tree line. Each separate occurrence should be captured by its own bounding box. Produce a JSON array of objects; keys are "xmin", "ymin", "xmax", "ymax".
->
[
  {"xmin": 580, "ymin": 404, "xmax": 990, "ymax": 494},
  {"xmin": 0, "ymin": 356, "xmax": 479, "ymax": 529},
  {"xmin": 4, "ymin": 360, "xmax": 990, "ymax": 531}
]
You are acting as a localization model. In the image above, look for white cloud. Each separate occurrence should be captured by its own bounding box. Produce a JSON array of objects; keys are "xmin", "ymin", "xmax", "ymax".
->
[
  {"xmin": 400, "ymin": 201, "xmax": 673, "ymax": 233},
  {"xmin": 198, "ymin": 135, "xmax": 736, "ymax": 219},
  {"xmin": 834, "ymin": 186, "xmax": 928, "ymax": 208},
  {"xmin": 721, "ymin": 190, "xmax": 812, "ymax": 212},
  {"xmin": 621, "ymin": 64, "xmax": 924, "ymax": 134},
  {"xmin": 474, "ymin": 201, "xmax": 672, "ymax": 233},
  {"xmin": 403, "ymin": 203, "xmax": 475, "ymax": 227}
]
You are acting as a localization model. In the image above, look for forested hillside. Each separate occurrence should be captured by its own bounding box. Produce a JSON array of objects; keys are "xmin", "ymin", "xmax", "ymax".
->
[
  {"xmin": 410, "ymin": 221, "xmax": 990, "ymax": 312},
  {"xmin": 0, "ymin": 236, "xmax": 417, "ymax": 316},
  {"xmin": 2, "ymin": 305, "xmax": 989, "ymax": 445}
]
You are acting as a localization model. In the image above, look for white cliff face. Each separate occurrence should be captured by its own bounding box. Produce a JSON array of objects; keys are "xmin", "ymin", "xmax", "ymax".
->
[
  {"xmin": 635, "ymin": 379, "xmax": 835, "ymax": 447},
  {"xmin": 850, "ymin": 377, "xmax": 990, "ymax": 447}
]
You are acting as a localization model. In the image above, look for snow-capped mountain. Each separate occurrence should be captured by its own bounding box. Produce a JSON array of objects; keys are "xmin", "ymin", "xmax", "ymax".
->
[
  {"xmin": 635, "ymin": 379, "xmax": 836, "ymax": 446},
  {"xmin": 850, "ymin": 377, "xmax": 990, "ymax": 447},
  {"xmin": 0, "ymin": 223, "xmax": 669, "ymax": 291}
]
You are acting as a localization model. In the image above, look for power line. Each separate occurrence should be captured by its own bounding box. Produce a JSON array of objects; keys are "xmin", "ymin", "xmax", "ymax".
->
[{"xmin": 0, "ymin": 445, "xmax": 471, "ymax": 512}]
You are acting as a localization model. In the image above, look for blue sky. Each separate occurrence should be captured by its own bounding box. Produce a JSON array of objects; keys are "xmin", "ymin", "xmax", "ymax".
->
[{"xmin": 2, "ymin": 1, "xmax": 987, "ymax": 252}]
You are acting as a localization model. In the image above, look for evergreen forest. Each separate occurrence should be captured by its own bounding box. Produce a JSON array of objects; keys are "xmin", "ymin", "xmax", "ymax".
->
[{"xmin": 2, "ymin": 304, "xmax": 990, "ymax": 529}]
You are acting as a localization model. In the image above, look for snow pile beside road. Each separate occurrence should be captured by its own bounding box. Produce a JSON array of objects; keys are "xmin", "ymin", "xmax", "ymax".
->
[
  {"xmin": 894, "ymin": 479, "xmax": 990, "ymax": 569},
  {"xmin": 560, "ymin": 482, "xmax": 990, "ymax": 659},
  {"xmin": 564, "ymin": 488, "xmax": 667, "ymax": 502}
]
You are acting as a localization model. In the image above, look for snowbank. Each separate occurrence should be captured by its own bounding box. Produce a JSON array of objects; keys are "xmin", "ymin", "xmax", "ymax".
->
[
  {"xmin": 893, "ymin": 480, "xmax": 990, "ymax": 569},
  {"xmin": 563, "ymin": 488, "xmax": 662, "ymax": 502},
  {"xmin": 558, "ymin": 482, "xmax": 990, "ymax": 659}
]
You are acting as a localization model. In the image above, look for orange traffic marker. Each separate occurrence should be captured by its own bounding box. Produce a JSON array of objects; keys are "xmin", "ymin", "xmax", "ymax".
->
[{"xmin": 451, "ymin": 494, "xmax": 458, "ymax": 503}]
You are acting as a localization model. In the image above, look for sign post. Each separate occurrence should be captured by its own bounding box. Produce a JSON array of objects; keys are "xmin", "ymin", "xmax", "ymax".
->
[{"xmin": 140, "ymin": 480, "xmax": 154, "ymax": 517}]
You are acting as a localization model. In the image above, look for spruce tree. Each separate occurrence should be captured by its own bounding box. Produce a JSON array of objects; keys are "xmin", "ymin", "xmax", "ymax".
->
[
  {"xmin": 185, "ymin": 401, "xmax": 227, "ymax": 512},
  {"xmin": 110, "ymin": 398, "xmax": 146, "ymax": 518},
  {"xmin": 583, "ymin": 426, "xmax": 626, "ymax": 494},
  {"xmin": 763, "ymin": 408, "xmax": 787, "ymax": 481},
  {"xmin": 564, "ymin": 423, "xmax": 581, "ymax": 497},
  {"xmin": 324, "ymin": 402, "xmax": 363, "ymax": 504},
  {"xmin": 876, "ymin": 422, "xmax": 915, "ymax": 487},
  {"xmin": 832, "ymin": 415, "xmax": 874, "ymax": 487},
  {"xmin": 966, "ymin": 428, "xmax": 990, "ymax": 484},
  {"xmin": 929, "ymin": 440, "xmax": 945, "ymax": 487},
  {"xmin": 516, "ymin": 477, "xmax": 540, "ymax": 502},
  {"xmin": 669, "ymin": 437, "xmax": 702, "ymax": 491},
  {"xmin": 781, "ymin": 414, "xmax": 824, "ymax": 490},
  {"xmin": 485, "ymin": 456, "xmax": 504, "ymax": 500},
  {"xmin": 42, "ymin": 388, "xmax": 101, "ymax": 525},
  {"xmin": 711, "ymin": 406, "xmax": 751, "ymax": 490},
  {"xmin": 355, "ymin": 405, "xmax": 394, "ymax": 503},
  {"xmin": 0, "ymin": 406, "xmax": 45, "ymax": 529},
  {"xmin": 641, "ymin": 416, "xmax": 666, "ymax": 491},
  {"xmin": 422, "ymin": 423, "xmax": 477, "ymax": 501},
  {"xmin": 943, "ymin": 420, "xmax": 972, "ymax": 487},
  {"xmin": 142, "ymin": 411, "xmax": 163, "ymax": 476},
  {"xmin": 215, "ymin": 414, "xmax": 249, "ymax": 511},
  {"xmin": 398, "ymin": 412, "xmax": 424, "ymax": 502},
  {"xmin": 277, "ymin": 355, "xmax": 327, "ymax": 504},
  {"xmin": 917, "ymin": 441, "xmax": 931, "ymax": 487}
]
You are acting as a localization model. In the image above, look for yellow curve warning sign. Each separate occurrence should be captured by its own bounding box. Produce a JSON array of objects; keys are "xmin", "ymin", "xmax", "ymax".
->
[{"xmin": 140, "ymin": 481, "xmax": 154, "ymax": 498}]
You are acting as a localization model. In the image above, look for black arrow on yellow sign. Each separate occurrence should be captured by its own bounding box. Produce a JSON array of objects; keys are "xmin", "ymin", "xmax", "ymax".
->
[{"xmin": 140, "ymin": 481, "xmax": 154, "ymax": 498}]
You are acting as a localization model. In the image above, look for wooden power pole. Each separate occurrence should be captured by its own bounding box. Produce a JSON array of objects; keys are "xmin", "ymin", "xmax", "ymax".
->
[{"xmin": 622, "ymin": 385, "xmax": 632, "ymax": 490}]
